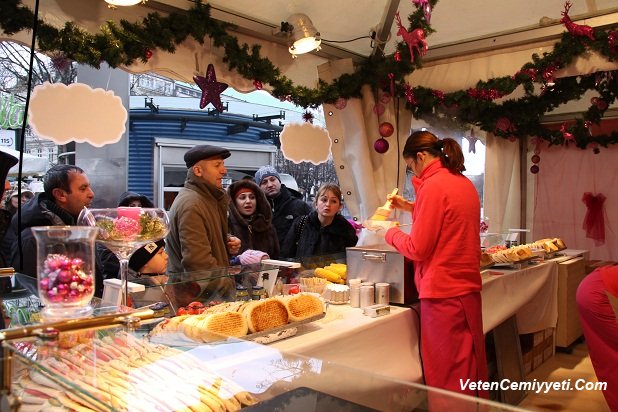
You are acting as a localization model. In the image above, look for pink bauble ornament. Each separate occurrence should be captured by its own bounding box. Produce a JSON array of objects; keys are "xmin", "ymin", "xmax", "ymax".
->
[
  {"xmin": 530, "ymin": 165, "xmax": 539, "ymax": 174},
  {"xmin": 380, "ymin": 92, "xmax": 392, "ymax": 105},
  {"xmin": 374, "ymin": 138, "xmax": 389, "ymax": 154},
  {"xmin": 335, "ymin": 98, "xmax": 347, "ymax": 110},
  {"xmin": 379, "ymin": 122, "xmax": 394, "ymax": 137},
  {"xmin": 373, "ymin": 103, "xmax": 385, "ymax": 116},
  {"xmin": 531, "ymin": 154, "xmax": 540, "ymax": 164}
]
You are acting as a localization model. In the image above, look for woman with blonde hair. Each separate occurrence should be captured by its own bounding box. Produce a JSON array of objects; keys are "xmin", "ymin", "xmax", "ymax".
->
[{"xmin": 282, "ymin": 183, "xmax": 357, "ymax": 258}]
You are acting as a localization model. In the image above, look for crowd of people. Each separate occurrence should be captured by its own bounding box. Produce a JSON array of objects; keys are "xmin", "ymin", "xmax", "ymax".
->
[
  {"xmin": 0, "ymin": 143, "xmax": 358, "ymax": 302},
  {"xmin": 3, "ymin": 137, "xmax": 615, "ymax": 409}
]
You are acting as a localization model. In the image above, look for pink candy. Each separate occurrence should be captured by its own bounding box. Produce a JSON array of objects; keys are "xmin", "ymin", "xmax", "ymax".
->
[{"xmin": 39, "ymin": 254, "xmax": 93, "ymax": 304}]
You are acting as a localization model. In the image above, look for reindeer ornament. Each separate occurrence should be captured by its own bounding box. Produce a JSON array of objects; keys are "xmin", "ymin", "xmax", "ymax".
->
[
  {"xmin": 560, "ymin": 1, "xmax": 595, "ymax": 41},
  {"xmin": 395, "ymin": 11, "xmax": 427, "ymax": 63}
]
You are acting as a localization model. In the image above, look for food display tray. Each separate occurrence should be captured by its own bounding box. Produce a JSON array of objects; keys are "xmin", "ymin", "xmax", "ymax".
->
[{"xmin": 148, "ymin": 312, "xmax": 326, "ymax": 346}]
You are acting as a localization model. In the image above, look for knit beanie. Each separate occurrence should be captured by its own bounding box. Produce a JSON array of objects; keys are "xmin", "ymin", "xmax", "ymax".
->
[
  {"xmin": 254, "ymin": 165, "xmax": 280, "ymax": 185},
  {"xmin": 129, "ymin": 239, "xmax": 165, "ymax": 272}
]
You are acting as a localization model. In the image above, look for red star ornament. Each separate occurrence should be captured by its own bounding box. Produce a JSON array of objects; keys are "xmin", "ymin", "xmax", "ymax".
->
[{"xmin": 194, "ymin": 64, "xmax": 228, "ymax": 112}]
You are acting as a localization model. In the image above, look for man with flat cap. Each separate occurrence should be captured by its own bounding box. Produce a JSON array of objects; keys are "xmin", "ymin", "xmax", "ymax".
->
[{"xmin": 166, "ymin": 144, "xmax": 241, "ymax": 300}]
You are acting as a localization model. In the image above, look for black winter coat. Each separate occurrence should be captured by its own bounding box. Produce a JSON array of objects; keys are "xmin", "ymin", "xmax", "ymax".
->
[
  {"xmin": 269, "ymin": 185, "xmax": 312, "ymax": 255},
  {"xmin": 6, "ymin": 193, "xmax": 106, "ymax": 297},
  {"xmin": 227, "ymin": 180, "xmax": 279, "ymax": 259},
  {"xmin": 281, "ymin": 211, "xmax": 358, "ymax": 258}
]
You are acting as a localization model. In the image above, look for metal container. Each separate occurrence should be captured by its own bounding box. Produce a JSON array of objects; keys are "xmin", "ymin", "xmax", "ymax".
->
[{"xmin": 345, "ymin": 244, "xmax": 418, "ymax": 305}]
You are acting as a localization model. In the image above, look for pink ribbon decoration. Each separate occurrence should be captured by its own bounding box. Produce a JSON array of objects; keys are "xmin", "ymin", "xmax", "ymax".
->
[{"xmin": 582, "ymin": 192, "xmax": 606, "ymax": 245}]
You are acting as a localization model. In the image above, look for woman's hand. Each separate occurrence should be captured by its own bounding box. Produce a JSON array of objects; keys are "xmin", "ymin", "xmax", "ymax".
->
[
  {"xmin": 227, "ymin": 235, "xmax": 241, "ymax": 255},
  {"xmin": 388, "ymin": 194, "xmax": 415, "ymax": 213}
]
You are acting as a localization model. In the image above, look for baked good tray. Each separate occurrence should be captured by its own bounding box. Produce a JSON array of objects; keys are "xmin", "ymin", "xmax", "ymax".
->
[{"xmin": 148, "ymin": 312, "xmax": 326, "ymax": 346}]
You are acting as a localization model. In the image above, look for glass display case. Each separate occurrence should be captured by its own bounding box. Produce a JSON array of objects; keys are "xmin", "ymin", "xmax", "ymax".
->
[
  {"xmin": 125, "ymin": 254, "xmax": 347, "ymax": 315},
  {"xmin": 0, "ymin": 310, "xmax": 525, "ymax": 412}
]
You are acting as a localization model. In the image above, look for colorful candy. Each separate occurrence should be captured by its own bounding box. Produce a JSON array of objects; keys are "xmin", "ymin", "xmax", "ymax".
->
[{"xmin": 39, "ymin": 254, "xmax": 94, "ymax": 304}]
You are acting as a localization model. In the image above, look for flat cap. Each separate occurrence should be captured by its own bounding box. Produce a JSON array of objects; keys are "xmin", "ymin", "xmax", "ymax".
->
[{"xmin": 184, "ymin": 145, "xmax": 231, "ymax": 167}]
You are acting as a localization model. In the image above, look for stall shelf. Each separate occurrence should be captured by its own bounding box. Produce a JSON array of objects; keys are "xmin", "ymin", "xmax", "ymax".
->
[{"xmin": 1, "ymin": 308, "xmax": 527, "ymax": 412}]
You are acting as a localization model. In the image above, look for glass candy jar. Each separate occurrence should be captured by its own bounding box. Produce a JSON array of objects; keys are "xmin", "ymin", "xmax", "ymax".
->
[{"xmin": 32, "ymin": 226, "xmax": 99, "ymax": 321}]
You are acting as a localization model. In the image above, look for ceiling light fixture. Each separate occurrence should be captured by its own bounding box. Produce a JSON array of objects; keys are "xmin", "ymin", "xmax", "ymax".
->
[
  {"xmin": 284, "ymin": 14, "xmax": 321, "ymax": 58},
  {"xmin": 105, "ymin": 0, "xmax": 147, "ymax": 9}
]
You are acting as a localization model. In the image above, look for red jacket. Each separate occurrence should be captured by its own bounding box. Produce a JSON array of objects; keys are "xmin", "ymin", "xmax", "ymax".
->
[{"xmin": 385, "ymin": 159, "xmax": 481, "ymax": 299}]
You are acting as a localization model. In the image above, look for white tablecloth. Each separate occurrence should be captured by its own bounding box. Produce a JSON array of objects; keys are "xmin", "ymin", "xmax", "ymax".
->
[
  {"xmin": 272, "ymin": 304, "xmax": 423, "ymax": 382},
  {"xmin": 264, "ymin": 261, "xmax": 557, "ymax": 385},
  {"xmin": 481, "ymin": 261, "xmax": 559, "ymax": 334}
]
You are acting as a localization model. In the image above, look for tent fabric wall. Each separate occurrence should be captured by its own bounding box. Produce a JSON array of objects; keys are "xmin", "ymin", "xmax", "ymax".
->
[
  {"xmin": 483, "ymin": 134, "xmax": 522, "ymax": 236},
  {"xmin": 3, "ymin": 0, "xmax": 328, "ymax": 93},
  {"xmin": 320, "ymin": 60, "xmax": 413, "ymax": 227},
  {"xmin": 407, "ymin": 44, "xmax": 618, "ymax": 93},
  {"xmin": 532, "ymin": 130, "xmax": 618, "ymax": 261}
]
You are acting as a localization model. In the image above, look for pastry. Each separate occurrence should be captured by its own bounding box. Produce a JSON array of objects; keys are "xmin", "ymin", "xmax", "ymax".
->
[
  {"xmin": 245, "ymin": 298, "xmax": 289, "ymax": 333},
  {"xmin": 195, "ymin": 311, "xmax": 248, "ymax": 341},
  {"xmin": 281, "ymin": 293, "xmax": 324, "ymax": 322},
  {"xmin": 480, "ymin": 252, "xmax": 494, "ymax": 267}
]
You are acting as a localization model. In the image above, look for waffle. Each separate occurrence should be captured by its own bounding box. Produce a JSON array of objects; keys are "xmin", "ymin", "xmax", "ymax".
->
[
  {"xmin": 179, "ymin": 314, "xmax": 208, "ymax": 340},
  {"xmin": 283, "ymin": 294, "xmax": 324, "ymax": 322},
  {"xmin": 195, "ymin": 312, "xmax": 248, "ymax": 341},
  {"xmin": 245, "ymin": 298, "xmax": 289, "ymax": 333},
  {"xmin": 151, "ymin": 314, "xmax": 190, "ymax": 334}
]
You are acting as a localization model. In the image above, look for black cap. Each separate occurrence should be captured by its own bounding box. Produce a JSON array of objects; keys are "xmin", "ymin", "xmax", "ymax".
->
[
  {"xmin": 184, "ymin": 145, "xmax": 231, "ymax": 168},
  {"xmin": 129, "ymin": 239, "xmax": 165, "ymax": 272}
]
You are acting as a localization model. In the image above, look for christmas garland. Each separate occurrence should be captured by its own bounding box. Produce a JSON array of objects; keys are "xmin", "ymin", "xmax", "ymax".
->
[{"xmin": 1, "ymin": 0, "xmax": 617, "ymax": 149}]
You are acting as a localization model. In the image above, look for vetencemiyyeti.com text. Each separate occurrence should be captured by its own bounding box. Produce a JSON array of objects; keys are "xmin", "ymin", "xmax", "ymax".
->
[{"xmin": 460, "ymin": 379, "xmax": 607, "ymax": 394}]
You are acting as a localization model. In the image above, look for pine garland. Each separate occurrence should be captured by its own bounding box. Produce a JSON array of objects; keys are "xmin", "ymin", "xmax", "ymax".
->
[{"xmin": 1, "ymin": 0, "xmax": 617, "ymax": 149}]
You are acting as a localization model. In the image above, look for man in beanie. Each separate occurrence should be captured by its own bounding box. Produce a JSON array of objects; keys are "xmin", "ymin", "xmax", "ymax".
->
[
  {"xmin": 255, "ymin": 165, "xmax": 311, "ymax": 256},
  {"xmin": 166, "ymin": 145, "xmax": 241, "ymax": 299},
  {"xmin": 576, "ymin": 264, "xmax": 618, "ymax": 410}
]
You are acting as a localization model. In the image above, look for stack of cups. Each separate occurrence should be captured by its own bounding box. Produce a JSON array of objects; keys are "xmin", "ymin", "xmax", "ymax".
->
[
  {"xmin": 375, "ymin": 282, "xmax": 390, "ymax": 305},
  {"xmin": 360, "ymin": 282, "xmax": 375, "ymax": 309},
  {"xmin": 349, "ymin": 279, "xmax": 362, "ymax": 308}
]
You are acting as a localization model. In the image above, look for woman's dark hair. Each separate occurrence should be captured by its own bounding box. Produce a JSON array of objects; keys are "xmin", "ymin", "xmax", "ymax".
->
[
  {"xmin": 43, "ymin": 165, "xmax": 85, "ymax": 195},
  {"xmin": 402, "ymin": 130, "xmax": 466, "ymax": 173}
]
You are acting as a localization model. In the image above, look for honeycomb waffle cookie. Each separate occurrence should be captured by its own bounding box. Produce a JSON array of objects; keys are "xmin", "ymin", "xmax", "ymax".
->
[
  {"xmin": 244, "ymin": 298, "xmax": 289, "ymax": 333},
  {"xmin": 195, "ymin": 311, "xmax": 248, "ymax": 342},
  {"xmin": 280, "ymin": 294, "xmax": 324, "ymax": 322}
]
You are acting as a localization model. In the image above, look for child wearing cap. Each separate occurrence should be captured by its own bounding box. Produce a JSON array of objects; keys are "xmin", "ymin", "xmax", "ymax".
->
[{"xmin": 129, "ymin": 239, "xmax": 168, "ymax": 276}]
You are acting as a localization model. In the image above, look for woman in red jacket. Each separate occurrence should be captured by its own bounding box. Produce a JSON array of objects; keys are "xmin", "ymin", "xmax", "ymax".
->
[{"xmin": 384, "ymin": 130, "xmax": 488, "ymax": 401}]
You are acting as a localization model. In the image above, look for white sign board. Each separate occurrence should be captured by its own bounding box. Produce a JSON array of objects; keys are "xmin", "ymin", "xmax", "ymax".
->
[{"xmin": 0, "ymin": 129, "xmax": 15, "ymax": 148}]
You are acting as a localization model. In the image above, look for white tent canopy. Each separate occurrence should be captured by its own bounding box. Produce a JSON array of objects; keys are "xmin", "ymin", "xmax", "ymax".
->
[{"xmin": 0, "ymin": 146, "xmax": 50, "ymax": 176}]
